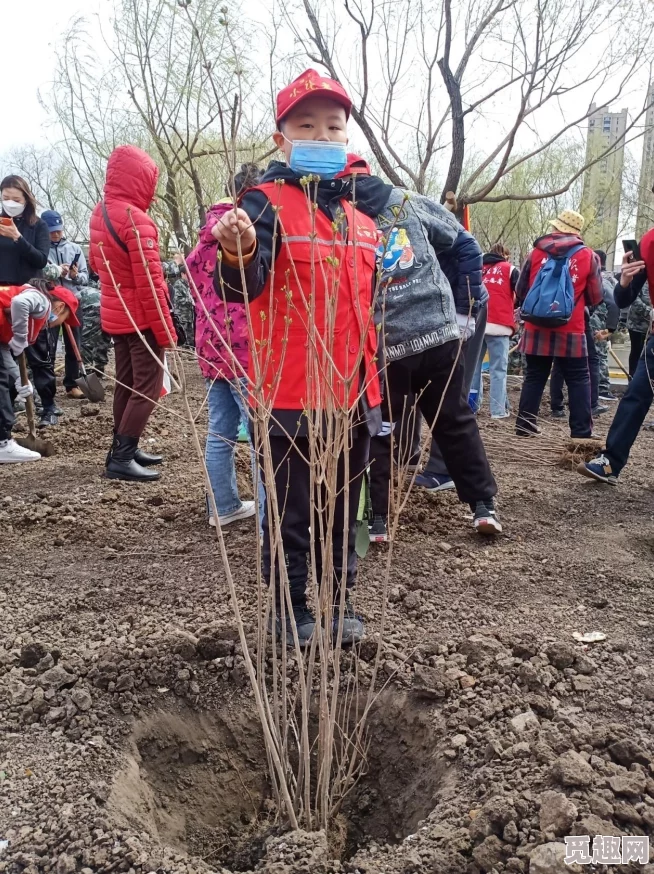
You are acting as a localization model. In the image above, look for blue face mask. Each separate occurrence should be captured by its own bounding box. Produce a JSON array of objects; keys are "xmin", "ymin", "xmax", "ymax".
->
[{"xmin": 287, "ymin": 140, "xmax": 347, "ymax": 180}]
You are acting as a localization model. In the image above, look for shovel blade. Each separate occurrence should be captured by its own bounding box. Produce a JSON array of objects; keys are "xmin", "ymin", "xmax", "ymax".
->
[
  {"xmin": 15, "ymin": 435, "xmax": 56, "ymax": 457},
  {"xmin": 76, "ymin": 373, "xmax": 105, "ymax": 403}
]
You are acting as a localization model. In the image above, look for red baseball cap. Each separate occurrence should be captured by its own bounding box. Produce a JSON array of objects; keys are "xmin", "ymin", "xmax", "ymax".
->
[
  {"xmin": 276, "ymin": 69, "xmax": 352, "ymax": 124},
  {"xmin": 338, "ymin": 153, "xmax": 372, "ymax": 177},
  {"xmin": 49, "ymin": 284, "xmax": 81, "ymax": 328}
]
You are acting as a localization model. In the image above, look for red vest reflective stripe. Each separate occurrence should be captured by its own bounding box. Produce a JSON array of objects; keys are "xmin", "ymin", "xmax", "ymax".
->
[
  {"xmin": 0, "ymin": 285, "xmax": 49, "ymax": 345},
  {"xmin": 482, "ymin": 260, "xmax": 515, "ymax": 328},
  {"xmin": 248, "ymin": 183, "xmax": 381, "ymax": 411}
]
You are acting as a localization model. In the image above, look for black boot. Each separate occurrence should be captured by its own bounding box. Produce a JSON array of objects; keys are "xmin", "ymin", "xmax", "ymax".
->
[
  {"xmin": 105, "ymin": 431, "xmax": 119, "ymax": 467},
  {"xmin": 134, "ymin": 446, "xmax": 163, "ymax": 466},
  {"xmin": 105, "ymin": 435, "xmax": 160, "ymax": 482}
]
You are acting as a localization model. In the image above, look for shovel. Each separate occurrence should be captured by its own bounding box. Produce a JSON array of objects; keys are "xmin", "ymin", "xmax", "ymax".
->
[
  {"xmin": 609, "ymin": 345, "xmax": 631, "ymax": 382},
  {"xmin": 63, "ymin": 323, "xmax": 105, "ymax": 402},
  {"xmin": 15, "ymin": 353, "xmax": 55, "ymax": 457}
]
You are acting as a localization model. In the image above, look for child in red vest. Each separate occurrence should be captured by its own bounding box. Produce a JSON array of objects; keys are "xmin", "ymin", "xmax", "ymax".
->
[
  {"xmin": 212, "ymin": 70, "xmax": 380, "ymax": 648},
  {"xmin": 0, "ymin": 278, "xmax": 80, "ymax": 462}
]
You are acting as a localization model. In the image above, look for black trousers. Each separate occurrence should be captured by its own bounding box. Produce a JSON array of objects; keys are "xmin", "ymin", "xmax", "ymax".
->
[
  {"xmin": 517, "ymin": 354, "xmax": 591, "ymax": 437},
  {"xmin": 629, "ymin": 330, "xmax": 647, "ymax": 377},
  {"xmin": 0, "ymin": 346, "xmax": 15, "ymax": 441},
  {"xmin": 262, "ymin": 431, "xmax": 370, "ymax": 607},
  {"xmin": 50, "ymin": 318, "xmax": 83, "ymax": 391},
  {"xmin": 425, "ymin": 302, "xmax": 488, "ymax": 478},
  {"xmin": 26, "ymin": 329, "xmax": 57, "ymax": 413},
  {"xmin": 605, "ymin": 335, "xmax": 654, "ymax": 476},
  {"xmin": 369, "ymin": 393, "xmax": 421, "ymax": 517},
  {"xmin": 551, "ymin": 323, "xmax": 598, "ymax": 410},
  {"xmin": 370, "ymin": 340, "xmax": 497, "ymax": 515}
]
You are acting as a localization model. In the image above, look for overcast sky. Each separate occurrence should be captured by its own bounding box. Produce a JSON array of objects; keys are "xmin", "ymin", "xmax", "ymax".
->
[
  {"xmin": 5, "ymin": 0, "xmax": 100, "ymax": 150},
  {"xmin": 5, "ymin": 0, "xmax": 652, "ymax": 203}
]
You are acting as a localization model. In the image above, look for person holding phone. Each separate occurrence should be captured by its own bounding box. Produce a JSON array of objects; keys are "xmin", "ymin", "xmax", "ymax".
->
[
  {"xmin": 579, "ymin": 238, "xmax": 652, "ymax": 485},
  {"xmin": 0, "ymin": 176, "xmax": 50, "ymax": 286},
  {"xmin": 0, "ymin": 175, "xmax": 51, "ymax": 441},
  {"xmin": 41, "ymin": 210, "xmax": 88, "ymax": 398}
]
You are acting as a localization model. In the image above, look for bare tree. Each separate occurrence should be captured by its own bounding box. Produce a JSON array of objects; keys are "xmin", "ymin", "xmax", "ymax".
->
[
  {"xmin": 0, "ymin": 145, "xmax": 92, "ymax": 241},
  {"xmin": 281, "ymin": 0, "xmax": 654, "ymax": 206},
  {"xmin": 43, "ymin": 0, "xmax": 269, "ymax": 250}
]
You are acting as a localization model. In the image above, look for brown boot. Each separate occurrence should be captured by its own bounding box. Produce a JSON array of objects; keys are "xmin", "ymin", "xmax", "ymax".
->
[{"xmin": 66, "ymin": 387, "xmax": 85, "ymax": 399}]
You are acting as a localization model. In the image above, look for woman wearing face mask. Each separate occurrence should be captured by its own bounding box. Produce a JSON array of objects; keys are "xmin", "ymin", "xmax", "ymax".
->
[{"xmin": 0, "ymin": 176, "xmax": 50, "ymax": 285}]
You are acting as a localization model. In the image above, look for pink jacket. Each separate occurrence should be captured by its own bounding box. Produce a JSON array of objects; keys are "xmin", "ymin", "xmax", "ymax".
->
[{"xmin": 186, "ymin": 200, "xmax": 249, "ymax": 380}]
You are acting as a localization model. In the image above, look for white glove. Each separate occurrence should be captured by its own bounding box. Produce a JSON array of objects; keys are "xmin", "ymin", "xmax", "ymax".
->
[
  {"xmin": 8, "ymin": 337, "xmax": 26, "ymax": 357},
  {"xmin": 14, "ymin": 377, "xmax": 33, "ymax": 399},
  {"xmin": 456, "ymin": 312, "xmax": 476, "ymax": 341}
]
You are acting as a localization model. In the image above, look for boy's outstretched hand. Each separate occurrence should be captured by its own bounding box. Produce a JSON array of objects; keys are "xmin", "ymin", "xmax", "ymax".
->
[{"xmin": 212, "ymin": 208, "xmax": 256, "ymax": 257}]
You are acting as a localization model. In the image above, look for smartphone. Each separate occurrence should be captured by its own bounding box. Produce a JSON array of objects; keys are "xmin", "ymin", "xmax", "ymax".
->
[
  {"xmin": 622, "ymin": 239, "xmax": 641, "ymax": 261},
  {"xmin": 70, "ymin": 253, "xmax": 81, "ymax": 269},
  {"xmin": 0, "ymin": 217, "xmax": 13, "ymax": 227}
]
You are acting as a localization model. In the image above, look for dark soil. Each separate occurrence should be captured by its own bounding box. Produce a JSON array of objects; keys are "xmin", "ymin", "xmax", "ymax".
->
[{"xmin": 2, "ymin": 366, "xmax": 654, "ymax": 874}]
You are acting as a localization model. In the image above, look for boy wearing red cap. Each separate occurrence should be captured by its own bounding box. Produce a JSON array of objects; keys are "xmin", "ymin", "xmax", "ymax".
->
[{"xmin": 213, "ymin": 70, "xmax": 380, "ymax": 648}]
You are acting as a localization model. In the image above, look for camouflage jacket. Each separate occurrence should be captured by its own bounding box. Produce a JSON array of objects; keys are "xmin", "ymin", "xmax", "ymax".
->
[{"xmin": 627, "ymin": 282, "xmax": 652, "ymax": 334}]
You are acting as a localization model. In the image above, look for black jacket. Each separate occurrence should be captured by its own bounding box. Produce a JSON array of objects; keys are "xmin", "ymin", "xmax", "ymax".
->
[
  {"xmin": 614, "ymin": 269, "xmax": 647, "ymax": 310},
  {"xmin": 0, "ymin": 215, "xmax": 50, "ymax": 285},
  {"xmin": 439, "ymin": 228, "xmax": 485, "ymax": 316}
]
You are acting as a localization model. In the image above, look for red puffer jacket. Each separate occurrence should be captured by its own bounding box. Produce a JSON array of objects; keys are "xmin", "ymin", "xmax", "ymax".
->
[{"xmin": 89, "ymin": 145, "xmax": 176, "ymax": 347}]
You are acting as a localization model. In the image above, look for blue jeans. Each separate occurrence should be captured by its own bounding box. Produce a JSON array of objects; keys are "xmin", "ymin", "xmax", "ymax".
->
[
  {"xmin": 472, "ymin": 335, "xmax": 510, "ymax": 417},
  {"xmin": 205, "ymin": 378, "xmax": 265, "ymax": 521},
  {"xmin": 605, "ymin": 335, "xmax": 654, "ymax": 476}
]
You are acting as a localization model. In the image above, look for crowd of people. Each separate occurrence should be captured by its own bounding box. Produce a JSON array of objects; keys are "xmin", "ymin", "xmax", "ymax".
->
[{"xmin": 1, "ymin": 69, "xmax": 653, "ymax": 647}]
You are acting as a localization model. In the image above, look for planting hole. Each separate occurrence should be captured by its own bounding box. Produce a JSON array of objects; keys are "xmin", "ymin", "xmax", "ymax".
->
[{"xmin": 109, "ymin": 692, "xmax": 447, "ymax": 869}]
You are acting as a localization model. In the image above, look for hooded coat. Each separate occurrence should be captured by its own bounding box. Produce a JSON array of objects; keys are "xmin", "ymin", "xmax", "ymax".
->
[{"xmin": 89, "ymin": 145, "xmax": 175, "ymax": 347}]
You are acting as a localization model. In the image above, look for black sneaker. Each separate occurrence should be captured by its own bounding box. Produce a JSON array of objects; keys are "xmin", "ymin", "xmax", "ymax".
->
[
  {"xmin": 38, "ymin": 411, "xmax": 59, "ymax": 428},
  {"xmin": 473, "ymin": 500, "xmax": 503, "ymax": 535},
  {"xmin": 333, "ymin": 597, "xmax": 365, "ymax": 645},
  {"xmin": 550, "ymin": 408, "xmax": 565, "ymax": 419},
  {"xmin": 516, "ymin": 424, "xmax": 542, "ymax": 437},
  {"xmin": 368, "ymin": 515, "xmax": 389, "ymax": 543},
  {"xmin": 598, "ymin": 392, "xmax": 617, "ymax": 402},
  {"xmin": 272, "ymin": 604, "xmax": 316, "ymax": 648},
  {"xmin": 592, "ymin": 404, "xmax": 609, "ymax": 416}
]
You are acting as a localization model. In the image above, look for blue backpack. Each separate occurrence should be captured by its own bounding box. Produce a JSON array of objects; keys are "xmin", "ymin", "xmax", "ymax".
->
[{"xmin": 521, "ymin": 243, "xmax": 585, "ymax": 328}]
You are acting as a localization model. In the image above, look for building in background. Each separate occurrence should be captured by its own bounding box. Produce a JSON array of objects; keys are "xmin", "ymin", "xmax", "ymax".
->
[
  {"xmin": 636, "ymin": 82, "xmax": 654, "ymax": 239},
  {"xmin": 581, "ymin": 104, "xmax": 628, "ymax": 263}
]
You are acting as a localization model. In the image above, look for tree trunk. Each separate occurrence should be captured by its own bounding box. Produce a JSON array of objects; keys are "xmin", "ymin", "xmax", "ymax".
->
[
  {"xmin": 189, "ymin": 163, "xmax": 207, "ymax": 231},
  {"xmin": 438, "ymin": 59, "xmax": 465, "ymax": 205},
  {"xmin": 164, "ymin": 172, "xmax": 187, "ymax": 254}
]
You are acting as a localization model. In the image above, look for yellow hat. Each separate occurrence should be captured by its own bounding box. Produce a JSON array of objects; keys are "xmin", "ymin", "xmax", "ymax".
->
[{"xmin": 549, "ymin": 210, "xmax": 584, "ymax": 235}]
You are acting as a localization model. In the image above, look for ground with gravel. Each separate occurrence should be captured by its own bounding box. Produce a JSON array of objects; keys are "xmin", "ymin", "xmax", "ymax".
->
[{"xmin": 1, "ymin": 371, "xmax": 654, "ymax": 874}]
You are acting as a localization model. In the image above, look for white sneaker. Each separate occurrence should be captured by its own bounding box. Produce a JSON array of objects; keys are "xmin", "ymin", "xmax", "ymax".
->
[
  {"xmin": 209, "ymin": 501, "xmax": 256, "ymax": 527},
  {"xmin": 0, "ymin": 439, "xmax": 41, "ymax": 464}
]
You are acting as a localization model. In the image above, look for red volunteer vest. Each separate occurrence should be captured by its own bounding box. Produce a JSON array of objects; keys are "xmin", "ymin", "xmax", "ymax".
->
[
  {"xmin": 248, "ymin": 183, "xmax": 381, "ymax": 411},
  {"xmin": 482, "ymin": 260, "xmax": 515, "ymax": 328},
  {"xmin": 0, "ymin": 285, "xmax": 49, "ymax": 345},
  {"xmin": 640, "ymin": 227, "xmax": 654, "ymax": 306}
]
